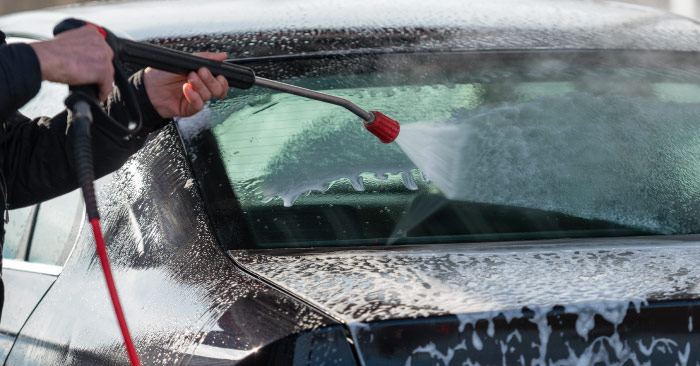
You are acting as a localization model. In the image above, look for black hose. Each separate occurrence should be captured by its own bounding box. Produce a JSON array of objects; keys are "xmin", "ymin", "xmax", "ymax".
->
[
  {"xmin": 68, "ymin": 101, "xmax": 99, "ymax": 220},
  {"xmin": 67, "ymin": 99, "xmax": 141, "ymax": 365},
  {"xmin": 55, "ymin": 19, "xmax": 141, "ymax": 364}
]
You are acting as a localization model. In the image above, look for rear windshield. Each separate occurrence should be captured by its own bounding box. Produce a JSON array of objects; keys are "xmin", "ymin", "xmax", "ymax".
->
[{"xmin": 184, "ymin": 51, "xmax": 700, "ymax": 248}]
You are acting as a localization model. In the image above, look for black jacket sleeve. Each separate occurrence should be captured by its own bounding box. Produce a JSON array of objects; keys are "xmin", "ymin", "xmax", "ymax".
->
[
  {"xmin": 0, "ymin": 39, "xmax": 42, "ymax": 122},
  {"xmin": 2, "ymin": 70, "xmax": 169, "ymax": 208}
]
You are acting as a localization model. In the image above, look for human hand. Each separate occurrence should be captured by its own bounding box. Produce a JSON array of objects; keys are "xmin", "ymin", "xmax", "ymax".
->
[
  {"xmin": 30, "ymin": 25, "xmax": 115, "ymax": 101},
  {"xmin": 143, "ymin": 52, "xmax": 229, "ymax": 119}
]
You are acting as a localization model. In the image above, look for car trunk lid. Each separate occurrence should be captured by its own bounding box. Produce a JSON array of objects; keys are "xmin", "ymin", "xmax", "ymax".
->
[{"xmin": 229, "ymin": 236, "xmax": 700, "ymax": 364}]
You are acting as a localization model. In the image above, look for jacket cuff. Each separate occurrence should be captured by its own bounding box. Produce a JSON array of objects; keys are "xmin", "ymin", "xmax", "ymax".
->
[
  {"xmin": 0, "ymin": 43, "xmax": 42, "ymax": 112},
  {"xmin": 129, "ymin": 69, "xmax": 169, "ymax": 133}
]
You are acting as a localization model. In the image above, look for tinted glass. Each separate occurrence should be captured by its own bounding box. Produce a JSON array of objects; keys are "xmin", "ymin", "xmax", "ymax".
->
[
  {"xmin": 192, "ymin": 51, "xmax": 700, "ymax": 248},
  {"xmin": 27, "ymin": 189, "xmax": 83, "ymax": 265},
  {"xmin": 2, "ymin": 206, "xmax": 34, "ymax": 260}
]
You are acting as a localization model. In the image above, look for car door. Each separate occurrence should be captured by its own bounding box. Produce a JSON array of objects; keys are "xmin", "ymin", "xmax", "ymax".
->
[{"xmin": 0, "ymin": 188, "xmax": 86, "ymax": 362}]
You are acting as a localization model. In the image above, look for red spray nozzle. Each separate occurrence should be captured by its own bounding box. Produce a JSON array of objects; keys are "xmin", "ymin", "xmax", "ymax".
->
[{"xmin": 364, "ymin": 111, "xmax": 400, "ymax": 143}]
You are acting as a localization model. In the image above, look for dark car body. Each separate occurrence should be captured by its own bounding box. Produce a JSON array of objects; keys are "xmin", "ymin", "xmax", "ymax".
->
[{"xmin": 1, "ymin": 0, "xmax": 700, "ymax": 365}]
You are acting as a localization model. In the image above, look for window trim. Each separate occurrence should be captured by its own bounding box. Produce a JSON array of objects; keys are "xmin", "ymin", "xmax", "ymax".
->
[
  {"xmin": 2, "ymin": 258, "xmax": 61, "ymax": 276},
  {"xmin": 3, "ymin": 204, "xmax": 39, "ymax": 262},
  {"xmin": 16, "ymin": 205, "xmax": 39, "ymax": 261}
]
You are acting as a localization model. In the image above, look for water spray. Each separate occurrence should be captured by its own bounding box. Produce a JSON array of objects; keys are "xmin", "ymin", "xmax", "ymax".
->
[{"xmin": 55, "ymin": 17, "xmax": 401, "ymax": 366}]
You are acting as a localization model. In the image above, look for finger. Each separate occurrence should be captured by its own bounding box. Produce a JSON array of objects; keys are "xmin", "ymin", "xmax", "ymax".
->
[
  {"xmin": 216, "ymin": 75, "xmax": 229, "ymax": 99},
  {"xmin": 183, "ymin": 82, "xmax": 204, "ymax": 115},
  {"xmin": 192, "ymin": 52, "xmax": 227, "ymax": 61},
  {"xmin": 188, "ymin": 70, "xmax": 211, "ymax": 102},
  {"xmin": 103, "ymin": 42, "xmax": 114, "ymax": 61},
  {"xmin": 56, "ymin": 24, "xmax": 99, "ymax": 40},
  {"xmin": 99, "ymin": 82, "xmax": 114, "ymax": 102},
  {"xmin": 197, "ymin": 67, "xmax": 222, "ymax": 101},
  {"xmin": 98, "ymin": 63, "xmax": 115, "ymax": 102},
  {"xmin": 87, "ymin": 26, "xmax": 114, "ymax": 101}
]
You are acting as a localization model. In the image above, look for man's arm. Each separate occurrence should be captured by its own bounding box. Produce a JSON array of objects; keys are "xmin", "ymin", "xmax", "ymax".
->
[
  {"xmin": 0, "ymin": 26, "xmax": 113, "ymax": 122},
  {"xmin": 0, "ymin": 25, "xmax": 228, "ymax": 208},
  {"xmin": 2, "ymin": 70, "xmax": 167, "ymax": 208},
  {"xmin": 3, "ymin": 56, "xmax": 229, "ymax": 208},
  {"xmin": 0, "ymin": 41, "xmax": 42, "ymax": 122}
]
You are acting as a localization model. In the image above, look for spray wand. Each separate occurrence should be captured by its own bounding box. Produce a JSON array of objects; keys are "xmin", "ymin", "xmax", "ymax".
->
[
  {"xmin": 114, "ymin": 32, "xmax": 401, "ymax": 142},
  {"xmin": 55, "ymin": 18, "xmax": 400, "ymax": 366}
]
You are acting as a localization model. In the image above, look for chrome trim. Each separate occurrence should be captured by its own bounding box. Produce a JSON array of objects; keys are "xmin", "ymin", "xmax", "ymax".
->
[
  {"xmin": 254, "ymin": 77, "xmax": 375, "ymax": 122},
  {"xmin": 16, "ymin": 205, "xmax": 39, "ymax": 261},
  {"xmin": 2, "ymin": 259, "xmax": 62, "ymax": 276}
]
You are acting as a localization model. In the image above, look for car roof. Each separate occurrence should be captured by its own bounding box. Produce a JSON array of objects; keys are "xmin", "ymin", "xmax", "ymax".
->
[{"xmin": 2, "ymin": 0, "xmax": 700, "ymax": 54}]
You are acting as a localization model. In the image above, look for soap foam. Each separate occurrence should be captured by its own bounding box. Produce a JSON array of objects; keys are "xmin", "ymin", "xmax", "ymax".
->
[{"xmin": 396, "ymin": 92, "xmax": 700, "ymax": 234}]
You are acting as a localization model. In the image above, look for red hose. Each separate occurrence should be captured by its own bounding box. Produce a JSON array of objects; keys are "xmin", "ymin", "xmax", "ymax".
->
[{"xmin": 89, "ymin": 218, "xmax": 141, "ymax": 366}]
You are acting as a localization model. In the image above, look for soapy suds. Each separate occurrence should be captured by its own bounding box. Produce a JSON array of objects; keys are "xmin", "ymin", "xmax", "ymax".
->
[
  {"xmin": 230, "ymin": 237, "xmax": 700, "ymax": 366},
  {"xmin": 234, "ymin": 239, "xmax": 700, "ymax": 365},
  {"xmin": 507, "ymin": 329, "xmax": 522, "ymax": 344},
  {"xmin": 457, "ymin": 311, "xmax": 515, "ymax": 333},
  {"xmin": 408, "ymin": 304, "xmax": 690, "ymax": 366},
  {"xmin": 394, "ymin": 93, "xmax": 700, "ymax": 234},
  {"xmin": 690, "ymin": 315, "xmax": 694, "ymax": 332},
  {"xmin": 233, "ymin": 241, "xmax": 700, "ymax": 322},
  {"xmin": 530, "ymin": 305, "xmax": 553, "ymax": 366},
  {"xmin": 637, "ymin": 338, "xmax": 679, "ymax": 357},
  {"xmin": 471, "ymin": 331, "xmax": 483, "ymax": 351},
  {"xmin": 258, "ymin": 113, "xmax": 416, "ymax": 206},
  {"xmin": 411, "ymin": 341, "xmax": 465, "ymax": 365},
  {"xmin": 564, "ymin": 301, "xmax": 641, "ymax": 341},
  {"xmin": 127, "ymin": 207, "xmax": 145, "ymax": 256}
]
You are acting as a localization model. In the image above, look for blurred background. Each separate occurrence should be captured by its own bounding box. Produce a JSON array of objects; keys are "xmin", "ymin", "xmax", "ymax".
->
[
  {"xmin": 0, "ymin": 0, "xmax": 93, "ymax": 15},
  {"xmin": 0, "ymin": 0, "xmax": 698, "ymax": 17}
]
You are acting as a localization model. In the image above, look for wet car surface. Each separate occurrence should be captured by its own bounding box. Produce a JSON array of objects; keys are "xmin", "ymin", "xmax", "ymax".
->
[{"xmin": 1, "ymin": 0, "xmax": 700, "ymax": 365}]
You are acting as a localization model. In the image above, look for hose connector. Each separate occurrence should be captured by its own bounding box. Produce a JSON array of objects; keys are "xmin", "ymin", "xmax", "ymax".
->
[{"xmin": 363, "ymin": 111, "xmax": 400, "ymax": 143}]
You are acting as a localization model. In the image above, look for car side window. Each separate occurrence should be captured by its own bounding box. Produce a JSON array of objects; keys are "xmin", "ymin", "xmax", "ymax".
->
[
  {"xmin": 2, "ymin": 206, "xmax": 36, "ymax": 260},
  {"xmin": 27, "ymin": 189, "xmax": 84, "ymax": 266}
]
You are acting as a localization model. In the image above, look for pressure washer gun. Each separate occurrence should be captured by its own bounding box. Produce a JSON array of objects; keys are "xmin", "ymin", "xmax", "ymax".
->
[
  {"xmin": 54, "ymin": 18, "xmax": 401, "ymax": 366},
  {"xmin": 57, "ymin": 18, "xmax": 401, "ymax": 143}
]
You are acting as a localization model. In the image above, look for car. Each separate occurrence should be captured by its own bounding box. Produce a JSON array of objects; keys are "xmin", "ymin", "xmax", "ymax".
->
[{"xmin": 1, "ymin": 0, "xmax": 700, "ymax": 364}]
